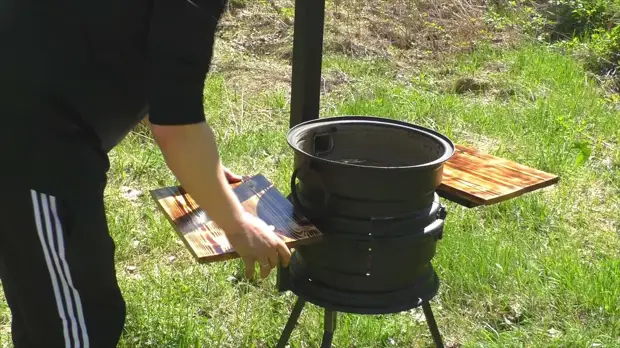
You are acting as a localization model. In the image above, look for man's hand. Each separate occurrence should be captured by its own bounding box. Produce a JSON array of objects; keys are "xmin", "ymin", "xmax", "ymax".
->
[
  {"xmin": 228, "ymin": 212, "xmax": 291, "ymax": 279},
  {"xmin": 221, "ymin": 166, "xmax": 289, "ymax": 278},
  {"xmin": 222, "ymin": 165, "xmax": 242, "ymax": 184},
  {"xmin": 220, "ymin": 165, "xmax": 290, "ymax": 278},
  {"xmin": 150, "ymin": 121, "xmax": 291, "ymax": 280}
]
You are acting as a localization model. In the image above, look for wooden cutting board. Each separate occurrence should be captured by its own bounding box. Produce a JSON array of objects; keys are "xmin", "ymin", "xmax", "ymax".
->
[
  {"xmin": 438, "ymin": 144, "xmax": 560, "ymax": 207},
  {"xmin": 150, "ymin": 174, "xmax": 323, "ymax": 263}
]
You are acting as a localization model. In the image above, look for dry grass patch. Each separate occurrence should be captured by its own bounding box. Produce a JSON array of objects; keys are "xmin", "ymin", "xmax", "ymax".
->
[
  {"xmin": 326, "ymin": 0, "xmax": 491, "ymax": 57},
  {"xmin": 209, "ymin": 0, "xmax": 509, "ymax": 92}
]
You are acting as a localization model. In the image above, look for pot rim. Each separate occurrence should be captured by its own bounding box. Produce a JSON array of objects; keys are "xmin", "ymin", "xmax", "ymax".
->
[{"xmin": 286, "ymin": 115, "xmax": 456, "ymax": 170}]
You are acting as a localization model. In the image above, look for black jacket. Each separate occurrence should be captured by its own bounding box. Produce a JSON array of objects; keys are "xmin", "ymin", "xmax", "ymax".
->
[{"xmin": 1, "ymin": 0, "xmax": 227, "ymax": 189}]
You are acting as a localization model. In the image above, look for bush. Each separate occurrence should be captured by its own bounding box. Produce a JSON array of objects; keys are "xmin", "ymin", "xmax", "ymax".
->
[
  {"xmin": 488, "ymin": 0, "xmax": 619, "ymax": 36},
  {"xmin": 588, "ymin": 25, "xmax": 620, "ymax": 70},
  {"xmin": 546, "ymin": 0, "xmax": 620, "ymax": 74},
  {"xmin": 541, "ymin": 0, "xmax": 620, "ymax": 40},
  {"xmin": 489, "ymin": 0, "xmax": 620, "ymax": 77}
]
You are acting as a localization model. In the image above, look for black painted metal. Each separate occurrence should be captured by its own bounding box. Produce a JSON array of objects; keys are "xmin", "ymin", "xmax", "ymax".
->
[
  {"xmin": 287, "ymin": 116, "xmax": 455, "ymax": 219},
  {"xmin": 282, "ymin": 197, "xmax": 445, "ymax": 296},
  {"xmin": 275, "ymin": 298, "xmax": 306, "ymax": 348},
  {"xmin": 320, "ymin": 310, "xmax": 336, "ymax": 348},
  {"xmin": 282, "ymin": 0, "xmax": 451, "ymax": 340},
  {"xmin": 281, "ymin": 116, "xmax": 454, "ymax": 312},
  {"xmin": 289, "ymin": 0, "xmax": 326, "ymax": 128},
  {"xmin": 283, "ymin": 260, "xmax": 440, "ymax": 314},
  {"xmin": 275, "ymin": 301, "xmax": 445, "ymax": 347},
  {"xmin": 279, "ymin": 204, "xmax": 445, "ymax": 313},
  {"xmin": 422, "ymin": 302, "xmax": 445, "ymax": 348},
  {"xmin": 278, "ymin": 117, "xmax": 452, "ymax": 346}
]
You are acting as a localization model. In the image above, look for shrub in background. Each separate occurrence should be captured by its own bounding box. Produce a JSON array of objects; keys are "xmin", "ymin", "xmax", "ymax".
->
[{"xmin": 488, "ymin": 0, "xmax": 620, "ymax": 77}]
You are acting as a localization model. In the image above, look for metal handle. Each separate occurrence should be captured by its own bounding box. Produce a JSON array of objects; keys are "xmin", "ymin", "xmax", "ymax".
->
[
  {"xmin": 290, "ymin": 167, "xmax": 331, "ymax": 220},
  {"xmin": 423, "ymin": 218, "xmax": 445, "ymax": 240},
  {"xmin": 369, "ymin": 205, "xmax": 448, "ymax": 240},
  {"xmin": 370, "ymin": 203, "xmax": 448, "ymax": 224}
]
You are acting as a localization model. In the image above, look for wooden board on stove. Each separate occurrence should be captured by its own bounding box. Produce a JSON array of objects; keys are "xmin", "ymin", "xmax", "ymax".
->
[
  {"xmin": 438, "ymin": 144, "xmax": 559, "ymax": 207},
  {"xmin": 150, "ymin": 174, "xmax": 323, "ymax": 263}
]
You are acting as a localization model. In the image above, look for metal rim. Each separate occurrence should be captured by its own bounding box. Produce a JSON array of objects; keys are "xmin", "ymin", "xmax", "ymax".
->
[{"xmin": 286, "ymin": 115, "xmax": 455, "ymax": 170}]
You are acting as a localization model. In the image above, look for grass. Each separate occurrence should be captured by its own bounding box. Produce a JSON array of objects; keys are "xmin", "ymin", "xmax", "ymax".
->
[{"xmin": 2, "ymin": 8, "xmax": 620, "ymax": 348}]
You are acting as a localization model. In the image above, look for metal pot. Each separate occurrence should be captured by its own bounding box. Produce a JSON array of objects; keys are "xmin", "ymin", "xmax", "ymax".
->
[{"xmin": 287, "ymin": 115, "xmax": 455, "ymax": 221}]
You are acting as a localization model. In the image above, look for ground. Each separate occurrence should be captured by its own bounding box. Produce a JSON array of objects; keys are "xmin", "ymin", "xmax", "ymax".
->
[{"xmin": 1, "ymin": 1, "xmax": 619, "ymax": 347}]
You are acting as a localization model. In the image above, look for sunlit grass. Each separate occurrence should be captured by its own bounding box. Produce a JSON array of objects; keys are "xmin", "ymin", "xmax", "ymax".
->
[{"xmin": 1, "ymin": 42, "xmax": 618, "ymax": 348}]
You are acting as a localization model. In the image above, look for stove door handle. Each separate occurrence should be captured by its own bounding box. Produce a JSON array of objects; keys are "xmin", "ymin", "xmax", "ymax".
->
[
  {"xmin": 290, "ymin": 167, "xmax": 331, "ymax": 220},
  {"xmin": 423, "ymin": 217, "xmax": 445, "ymax": 240},
  {"xmin": 369, "ymin": 203, "xmax": 447, "ymax": 225}
]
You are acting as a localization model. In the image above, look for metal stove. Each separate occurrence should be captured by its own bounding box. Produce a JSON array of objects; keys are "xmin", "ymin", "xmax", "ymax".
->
[{"xmin": 275, "ymin": 116, "xmax": 454, "ymax": 348}]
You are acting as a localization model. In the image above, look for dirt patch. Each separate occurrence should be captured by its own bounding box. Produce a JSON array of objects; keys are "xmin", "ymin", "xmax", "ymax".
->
[
  {"xmin": 217, "ymin": 8, "xmax": 293, "ymax": 60},
  {"xmin": 321, "ymin": 70, "xmax": 354, "ymax": 94},
  {"xmin": 454, "ymin": 77, "xmax": 492, "ymax": 94},
  {"xmin": 212, "ymin": 53, "xmax": 292, "ymax": 95},
  {"xmin": 209, "ymin": 0, "xmax": 510, "ymax": 92},
  {"xmin": 321, "ymin": 0, "xmax": 495, "ymax": 60}
]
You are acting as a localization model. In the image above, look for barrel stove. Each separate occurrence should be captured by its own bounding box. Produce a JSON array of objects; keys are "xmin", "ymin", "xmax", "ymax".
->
[{"xmin": 276, "ymin": 116, "xmax": 455, "ymax": 348}]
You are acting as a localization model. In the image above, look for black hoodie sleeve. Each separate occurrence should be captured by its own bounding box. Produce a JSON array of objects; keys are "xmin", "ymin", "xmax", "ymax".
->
[{"xmin": 146, "ymin": 0, "xmax": 226, "ymax": 126}]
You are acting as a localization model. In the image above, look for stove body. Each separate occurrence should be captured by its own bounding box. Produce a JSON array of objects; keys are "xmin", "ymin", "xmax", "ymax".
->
[
  {"xmin": 277, "ymin": 116, "xmax": 455, "ymax": 347},
  {"xmin": 278, "ymin": 192, "xmax": 447, "ymax": 314}
]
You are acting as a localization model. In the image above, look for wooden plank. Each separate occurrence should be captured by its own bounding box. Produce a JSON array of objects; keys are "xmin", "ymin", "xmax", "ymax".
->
[
  {"xmin": 150, "ymin": 174, "xmax": 323, "ymax": 264},
  {"xmin": 438, "ymin": 144, "xmax": 560, "ymax": 207},
  {"xmin": 150, "ymin": 145, "xmax": 560, "ymax": 263}
]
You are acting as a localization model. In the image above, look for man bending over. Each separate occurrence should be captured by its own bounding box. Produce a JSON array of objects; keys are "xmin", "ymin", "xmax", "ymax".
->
[{"xmin": 0, "ymin": 0, "xmax": 291, "ymax": 346}]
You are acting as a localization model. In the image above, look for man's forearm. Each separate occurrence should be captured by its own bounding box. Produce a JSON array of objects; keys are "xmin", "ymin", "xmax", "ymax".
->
[{"xmin": 149, "ymin": 121, "xmax": 246, "ymax": 234}]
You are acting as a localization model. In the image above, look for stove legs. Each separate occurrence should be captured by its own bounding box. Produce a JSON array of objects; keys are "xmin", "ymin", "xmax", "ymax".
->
[
  {"xmin": 276, "ymin": 298, "xmax": 306, "ymax": 348},
  {"xmin": 275, "ymin": 299, "xmax": 338, "ymax": 348},
  {"xmin": 276, "ymin": 298, "xmax": 443, "ymax": 348},
  {"xmin": 422, "ymin": 301, "xmax": 444, "ymax": 348},
  {"xmin": 320, "ymin": 310, "xmax": 337, "ymax": 348}
]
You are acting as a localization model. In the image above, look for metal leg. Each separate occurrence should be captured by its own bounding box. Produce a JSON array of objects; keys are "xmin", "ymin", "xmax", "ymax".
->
[
  {"xmin": 320, "ymin": 310, "xmax": 337, "ymax": 348},
  {"xmin": 421, "ymin": 301, "xmax": 444, "ymax": 348},
  {"xmin": 276, "ymin": 298, "xmax": 307, "ymax": 348}
]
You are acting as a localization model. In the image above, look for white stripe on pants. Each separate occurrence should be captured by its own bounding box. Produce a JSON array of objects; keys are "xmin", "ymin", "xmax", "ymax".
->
[{"xmin": 31, "ymin": 190, "xmax": 90, "ymax": 348}]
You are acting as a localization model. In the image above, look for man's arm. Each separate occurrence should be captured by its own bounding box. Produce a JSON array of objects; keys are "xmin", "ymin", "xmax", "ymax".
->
[
  {"xmin": 145, "ymin": 0, "xmax": 290, "ymax": 278},
  {"xmin": 151, "ymin": 121, "xmax": 292, "ymax": 279},
  {"xmin": 145, "ymin": 0, "xmax": 247, "ymax": 234},
  {"xmin": 149, "ymin": 122, "xmax": 245, "ymax": 234}
]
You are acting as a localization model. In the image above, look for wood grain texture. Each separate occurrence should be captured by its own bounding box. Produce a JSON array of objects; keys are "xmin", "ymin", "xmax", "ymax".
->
[
  {"xmin": 151, "ymin": 146, "xmax": 559, "ymax": 263},
  {"xmin": 150, "ymin": 174, "xmax": 323, "ymax": 263},
  {"xmin": 438, "ymin": 144, "xmax": 560, "ymax": 207}
]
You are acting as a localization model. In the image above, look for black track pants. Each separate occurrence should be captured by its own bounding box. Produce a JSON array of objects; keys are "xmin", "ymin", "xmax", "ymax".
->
[{"xmin": 0, "ymin": 180, "xmax": 125, "ymax": 347}]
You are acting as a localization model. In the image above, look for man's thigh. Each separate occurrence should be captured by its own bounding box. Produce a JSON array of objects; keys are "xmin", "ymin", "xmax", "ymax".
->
[{"xmin": 0, "ymin": 182, "xmax": 125, "ymax": 348}]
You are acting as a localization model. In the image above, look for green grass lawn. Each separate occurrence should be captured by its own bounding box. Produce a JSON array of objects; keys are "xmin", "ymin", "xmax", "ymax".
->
[{"xmin": 1, "ymin": 42, "xmax": 619, "ymax": 347}]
